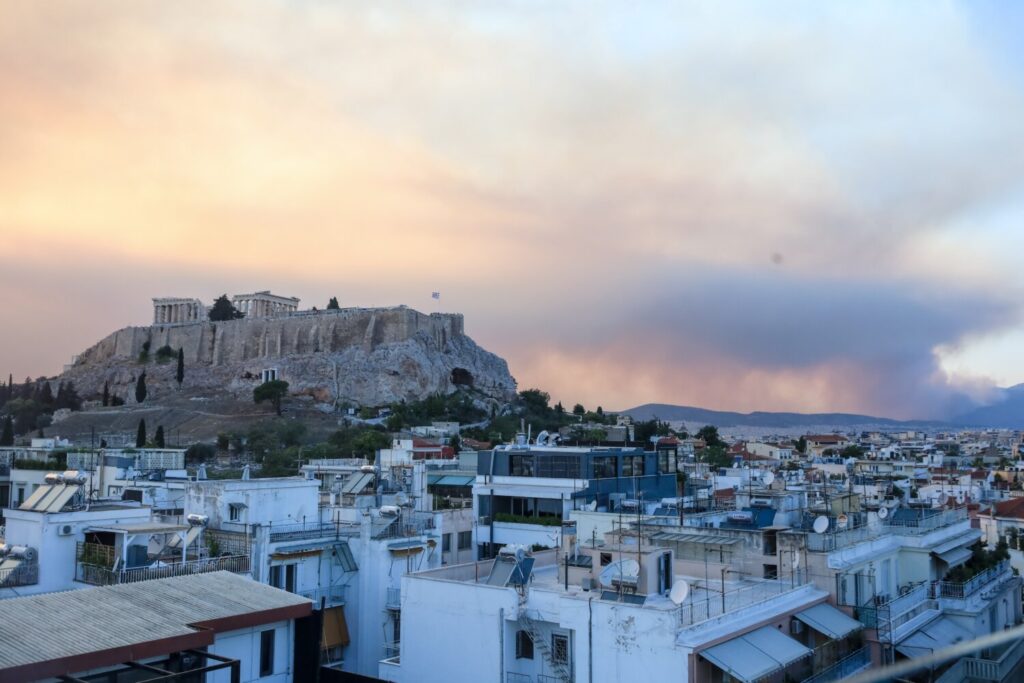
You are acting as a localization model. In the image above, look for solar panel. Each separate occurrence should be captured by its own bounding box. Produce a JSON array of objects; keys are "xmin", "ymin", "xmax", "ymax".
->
[
  {"xmin": 44, "ymin": 485, "xmax": 80, "ymax": 513},
  {"xmin": 341, "ymin": 472, "xmax": 373, "ymax": 495},
  {"xmin": 19, "ymin": 485, "xmax": 53, "ymax": 511}
]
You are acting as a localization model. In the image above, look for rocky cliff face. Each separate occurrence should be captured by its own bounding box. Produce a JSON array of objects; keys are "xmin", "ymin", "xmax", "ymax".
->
[{"xmin": 62, "ymin": 307, "xmax": 517, "ymax": 408}]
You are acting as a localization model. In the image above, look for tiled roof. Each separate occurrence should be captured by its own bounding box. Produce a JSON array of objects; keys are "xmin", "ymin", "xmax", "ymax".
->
[{"xmin": 993, "ymin": 497, "xmax": 1024, "ymax": 520}]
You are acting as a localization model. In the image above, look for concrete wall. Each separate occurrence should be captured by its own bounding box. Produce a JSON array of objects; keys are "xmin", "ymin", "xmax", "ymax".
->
[{"xmin": 209, "ymin": 620, "xmax": 294, "ymax": 683}]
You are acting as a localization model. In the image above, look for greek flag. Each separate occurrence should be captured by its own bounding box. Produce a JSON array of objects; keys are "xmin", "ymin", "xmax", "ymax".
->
[{"xmin": 431, "ymin": 292, "xmax": 441, "ymax": 300}]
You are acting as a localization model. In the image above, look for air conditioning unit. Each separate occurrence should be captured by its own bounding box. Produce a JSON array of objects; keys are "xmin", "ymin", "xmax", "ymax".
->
[
  {"xmin": 57, "ymin": 524, "xmax": 74, "ymax": 536},
  {"xmin": 790, "ymin": 619, "xmax": 804, "ymax": 635}
]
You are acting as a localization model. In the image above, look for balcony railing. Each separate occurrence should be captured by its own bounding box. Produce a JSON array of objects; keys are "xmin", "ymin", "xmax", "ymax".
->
[
  {"xmin": 677, "ymin": 579, "xmax": 806, "ymax": 627},
  {"xmin": 383, "ymin": 641, "xmax": 400, "ymax": 660},
  {"xmin": 299, "ymin": 584, "xmax": 347, "ymax": 607},
  {"xmin": 267, "ymin": 521, "xmax": 359, "ymax": 543},
  {"xmin": 933, "ymin": 560, "xmax": 1010, "ymax": 600},
  {"xmin": 0, "ymin": 562, "xmax": 38, "ymax": 588},
  {"xmin": 801, "ymin": 647, "xmax": 870, "ymax": 683},
  {"xmin": 374, "ymin": 514, "xmax": 435, "ymax": 540},
  {"xmin": 77, "ymin": 554, "xmax": 250, "ymax": 586},
  {"xmin": 885, "ymin": 507, "xmax": 968, "ymax": 534},
  {"xmin": 936, "ymin": 636, "xmax": 1024, "ymax": 683},
  {"xmin": 386, "ymin": 586, "xmax": 401, "ymax": 610}
]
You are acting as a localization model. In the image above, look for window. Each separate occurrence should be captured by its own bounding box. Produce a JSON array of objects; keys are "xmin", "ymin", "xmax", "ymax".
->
[
  {"xmin": 458, "ymin": 531, "xmax": 472, "ymax": 550},
  {"xmin": 511, "ymin": 454, "xmax": 534, "ymax": 477},
  {"xmin": 442, "ymin": 533, "xmax": 452, "ymax": 553},
  {"xmin": 269, "ymin": 565, "xmax": 282, "ymax": 589},
  {"xmin": 515, "ymin": 630, "xmax": 534, "ymax": 659},
  {"xmin": 285, "ymin": 564, "xmax": 296, "ymax": 593},
  {"xmin": 658, "ymin": 451, "xmax": 677, "ymax": 474},
  {"xmin": 107, "ymin": 485, "xmax": 122, "ymax": 497},
  {"xmin": 600, "ymin": 552, "xmax": 612, "ymax": 566},
  {"xmin": 259, "ymin": 629, "xmax": 275, "ymax": 677},
  {"xmin": 622, "ymin": 455, "xmax": 644, "ymax": 477},
  {"xmin": 228, "ymin": 503, "xmax": 244, "ymax": 522},
  {"xmin": 551, "ymin": 634, "xmax": 569, "ymax": 665},
  {"xmin": 592, "ymin": 456, "xmax": 616, "ymax": 479}
]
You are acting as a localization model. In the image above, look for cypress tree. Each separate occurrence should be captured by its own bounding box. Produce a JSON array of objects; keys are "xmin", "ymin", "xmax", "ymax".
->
[
  {"xmin": 0, "ymin": 416, "xmax": 13, "ymax": 446},
  {"xmin": 39, "ymin": 382, "xmax": 54, "ymax": 405},
  {"xmin": 136, "ymin": 419, "xmax": 147, "ymax": 448},
  {"xmin": 176, "ymin": 348, "xmax": 185, "ymax": 386},
  {"xmin": 102, "ymin": 381, "xmax": 110, "ymax": 407},
  {"xmin": 135, "ymin": 373, "xmax": 147, "ymax": 404},
  {"xmin": 155, "ymin": 425, "xmax": 165, "ymax": 448}
]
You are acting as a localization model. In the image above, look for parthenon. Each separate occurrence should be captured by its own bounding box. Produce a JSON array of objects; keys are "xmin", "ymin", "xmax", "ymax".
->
[
  {"xmin": 231, "ymin": 291, "xmax": 301, "ymax": 318},
  {"xmin": 152, "ymin": 291, "xmax": 301, "ymax": 325},
  {"xmin": 152, "ymin": 298, "xmax": 205, "ymax": 325}
]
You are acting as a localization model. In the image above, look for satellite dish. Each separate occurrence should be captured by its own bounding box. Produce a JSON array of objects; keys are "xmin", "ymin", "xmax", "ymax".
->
[
  {"xmin": 762, "ymin": 471, "xmax": 775, "ymax": 487},
  {"xmin": 938, "ymin": 493, "xmax": 949, "ymax": 506},
  {"xmin": 877, "ymin": 506, "xmax": 889, "ymax": 520},
  {"xmin": 536, "ymin": 430, "xmax": 550, "ymax": 446},
  {"xmin": 586, "ymin": 500, "xmax": 598, "ymax": 512},
  {"xmin": 813, "ymin": 516, "xmax": 829, "ymax": 534},
  {"xmin": 599, "ymin": 559, "xmax": 641, "ymax": 589},
  {"xmin": 837, "ymin": 514, "xmax": 849, "ymax": 529},
  {"xmin": 670, "ymin": 580, "xmax": 690, "ymax": 605}
]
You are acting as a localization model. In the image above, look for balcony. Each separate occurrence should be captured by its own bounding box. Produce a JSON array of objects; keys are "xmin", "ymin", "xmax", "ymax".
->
[
  {"xmin": 75, "ymin": 542, "xmax": 250, "ymax": 586},
  {"xmin": 933, "ymin": 560, "xmax": 1011, "ymax": 601},
  {"xmin": 937, "ymin": 637, "xmax": 1024, "ymax": 683},
  {"xmin": 299, "ymin": 584, "xmax": 347, "ymax": 607},
  {"xmin": 677, "ymin": 579, "xmax": 808, "ymax": 627},
  {"xmin": 0, "ymin": 561, "xmax": 38, "ymax": 588},
  {"xmin": 801, "ymin": 647, "xmax": 870, "ymax": 683},
  {"xmin": 267, "ymin": 521, "xmax": 359, "ymax": 543}
]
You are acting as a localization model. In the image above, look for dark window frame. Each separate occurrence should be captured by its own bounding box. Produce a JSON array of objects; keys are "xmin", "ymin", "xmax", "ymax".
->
[{"xmin": 259, "ymin": 628, "xmax": 275, "ymax": 677}]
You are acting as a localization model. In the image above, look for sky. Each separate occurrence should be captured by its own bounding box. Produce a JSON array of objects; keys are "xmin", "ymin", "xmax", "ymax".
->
[{"xmin": 1, "ymin": 1, "xmax": 1023, "ymax": 420}]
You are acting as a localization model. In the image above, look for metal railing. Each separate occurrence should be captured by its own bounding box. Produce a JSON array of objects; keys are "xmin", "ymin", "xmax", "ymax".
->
[
  {"xmin": 933, "ymin": 561, "xmax": 1010, "ymax": 600},
  {"xmin": 374, "ymin": 514, "xmax": 435, "ymax": 540},
  {"xmin": 386, "ymin": 586, "xmax": 401, "ymax": 609},
  {"xmin": 506, "ymin": 673, "xmax": 532, "ymax": 683},
  {"xmin": 299, "ymin": 584, "xmax": 347, "ymax": 607},
  {"xmin": 678, "ymin": 580, "xmax": 806, "ymax": 627},
  {"xmin": 0, "ymin": 562, "xmax": 38, "ymax": 587},
  {"xmin": 801, "ymin": 647, "xmax": 871, "ymax": 683},
  {"xmin": 936, "ymin": 636, "xmax": 1024, "ymax": 683},
  {"xmin": 77, "ymin": 554, "xmax": 250, "ymax": 585},
  {"xmin": 885, "ymin": 507, "xmax": 968, "ymax": 534},
  {"xmin": 268, "ymin": 521, "xmax": 359, "ymax": 543},
  {"xmin": 383, "ymin": 641, "xmax": 400, "ymax": 660}
]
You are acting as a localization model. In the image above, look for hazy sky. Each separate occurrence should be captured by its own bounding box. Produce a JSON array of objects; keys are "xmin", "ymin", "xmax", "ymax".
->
[{"xmin": 2, "ymin": 1, "xmax": 1023, "ymax": 419}]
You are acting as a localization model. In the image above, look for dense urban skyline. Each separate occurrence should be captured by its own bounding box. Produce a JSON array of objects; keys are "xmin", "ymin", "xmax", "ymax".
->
[{"xmin": 2, "ymin": 2, "xmax": 1024, "ymax": 419}]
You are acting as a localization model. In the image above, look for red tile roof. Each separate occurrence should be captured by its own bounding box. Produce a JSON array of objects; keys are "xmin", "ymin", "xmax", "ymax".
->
[{"xmin": 993, "ymin": 498, "xmax": 1024, "ymax": 519}]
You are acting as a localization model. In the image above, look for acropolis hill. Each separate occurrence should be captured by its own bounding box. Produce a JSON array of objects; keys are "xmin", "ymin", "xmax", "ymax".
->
[{"xmin": 59, "ymin": 293, "xmax": 517, "ymax": 412}]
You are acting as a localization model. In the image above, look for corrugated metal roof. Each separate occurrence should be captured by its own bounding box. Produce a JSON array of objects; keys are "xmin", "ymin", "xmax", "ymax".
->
[{"xmin": 0, "ymin": 571, "xmax": 310, "ymax": 671}]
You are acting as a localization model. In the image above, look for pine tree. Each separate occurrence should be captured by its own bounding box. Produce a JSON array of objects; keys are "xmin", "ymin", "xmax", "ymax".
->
[
  {"xmin": 136, "ymin": 419, "xmax": 147, "ymax": 448},
  {"xmin": 102, "ymin": 381, "xmax": 110, "ymax": 407},
  {"xmin": 135, "ymin": 373, "xmax": 147, "ymax": 403},
  {"xmin": 327, "ymin": 296, "xmax": 340, "ymax": 309},
  {"xmin": 176, "ymin": 348, "xmax": 185, "ymax": 386},
  {"xmin": 39, "ymin": 381, "xmax": 54, "ymax": 405},
  {"xmin": 208, "ymin": 295, "xmax": 243, "ymax": 321},
  {"xmin": 0, "ymin": 416, "xmax": 13, "ymax": 446},
  {"xmin": 154, "ymin": 425, "xmax": 165, "ymax": 448}
]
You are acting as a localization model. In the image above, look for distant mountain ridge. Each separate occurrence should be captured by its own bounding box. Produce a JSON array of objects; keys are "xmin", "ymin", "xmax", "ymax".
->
[
  {"xmin": 624, "ymin": 386, "xmax": 1024, "ymax": 429},
  {"xmin": 620, "ymin": 403, "xmax": 941, "ymax": 429}
]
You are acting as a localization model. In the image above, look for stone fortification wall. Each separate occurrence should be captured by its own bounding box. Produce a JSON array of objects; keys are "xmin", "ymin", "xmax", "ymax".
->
[{"xmin": 64, "ymin": 307, "xmax": 513, "ymax": 408}]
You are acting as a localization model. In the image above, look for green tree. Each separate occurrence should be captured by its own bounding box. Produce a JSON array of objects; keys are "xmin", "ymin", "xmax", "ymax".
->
[
  {"xmin": 176, "ymin": 348, "xmax": 185, "ymax": 386},
  {"xmin": 138, "ymin": 340, "xmax": 151, "ymax": 363},
  {"xmin": 518, "ymin": 389, "xmax": 551, "ymax": 414},
  {"xmin": 154, "ymin": 425, "xmax": 165, "ymax": 448},
  {"xmin": 554, "ymin": 401, "xmax": 565, "ymax": 416},
  {"xmin": 38, "ymin": 382, "xmax": 54, "ymax": 406},
  {"xmin": 449, "ymin": 433, "xmax": 461, "ymax": 454},
  {"xmin": 795, "ymin": 436, "xmax": 807, "ymax": 454},
  {"xmin": 102, "ymin": 381, "xmax": 110, "ymax": 407},
  {"xmin": 135, "ymin": 373, "xmax": 148, "ymax": 404},
  {"xmin": 351, "ymin": 430, "xmax": 391, "ymax": 462},
  {"xmin": 136, "ymin": 419, "xmax": 147, "ymax": 448},
  {"xmin": 840, "ymin": 445, "xmax": 865, "ymax": 458},
  {"xmin": 0, "ymin": 416, "xmax": 13, "ymax": 446},
  {"xmin": 572, "ymin": 403, "xmax": 585, "ymax": 416},
  {"xmin": 253, "ymin": 379, "xmax": 289, "ymax": 415},
  {"xmin": 208, "ymin": 294, "xmax": 243, "ymax": 321},
  {"xmin": 327, "ymin": 297, "xmax": 340, "ymax": 309},
  {"xmin": 696, "ymin": 425, "xmax": 724, "ymax": 449}
]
